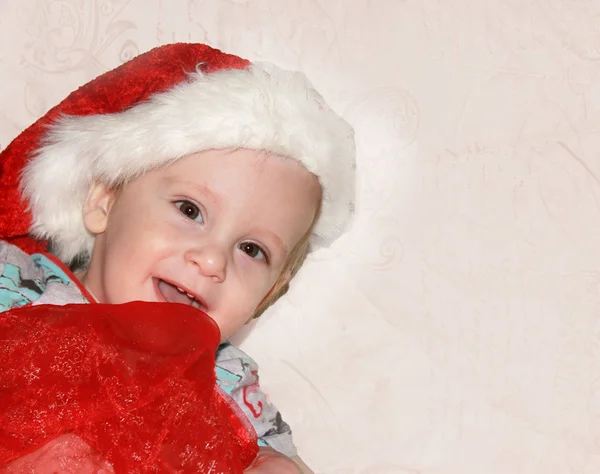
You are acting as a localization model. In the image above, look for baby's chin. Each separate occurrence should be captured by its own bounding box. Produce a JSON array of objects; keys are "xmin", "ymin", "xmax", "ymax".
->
[{"xmin": 214, "ymin": 318, "xmax": 256, "ymax": 344}]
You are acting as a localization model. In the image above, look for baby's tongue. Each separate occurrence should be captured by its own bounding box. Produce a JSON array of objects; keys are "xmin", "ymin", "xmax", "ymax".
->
[{"xmin": 158, "ymin": 280, "xmax": 191, "ymax": 305}]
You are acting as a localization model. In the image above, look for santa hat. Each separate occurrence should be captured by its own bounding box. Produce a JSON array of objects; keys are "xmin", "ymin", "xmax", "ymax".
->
[{"xmin": 0, "ymin": 43, "xmax": 355, "ymax": 264}]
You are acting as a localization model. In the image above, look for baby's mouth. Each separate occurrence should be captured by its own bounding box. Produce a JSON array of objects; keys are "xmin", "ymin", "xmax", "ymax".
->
[{"xmin": 157, "ymin": 279, "xmax": 204, "ymax": 311}]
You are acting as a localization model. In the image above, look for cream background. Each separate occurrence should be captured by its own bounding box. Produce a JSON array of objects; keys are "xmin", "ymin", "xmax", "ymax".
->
[{"xmin": 1, "ymin": 1, "xmax": 599, "ymax": 473}]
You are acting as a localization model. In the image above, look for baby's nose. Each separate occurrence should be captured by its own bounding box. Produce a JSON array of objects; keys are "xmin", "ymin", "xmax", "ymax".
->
[{"xmin": 186, "ymin": 244, "xmax": 226, "ymax": 282}]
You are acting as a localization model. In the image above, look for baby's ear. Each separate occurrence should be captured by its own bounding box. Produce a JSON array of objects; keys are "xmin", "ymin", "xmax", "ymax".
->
[{"xmin": 82, "ymin": 182, "xmax": 115, "ymax": 235}]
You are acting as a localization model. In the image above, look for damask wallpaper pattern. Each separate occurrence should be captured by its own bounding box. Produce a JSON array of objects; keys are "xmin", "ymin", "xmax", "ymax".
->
[{"xmin": 1, "ymin": 1, "xmax": 599, "ymax": 473}]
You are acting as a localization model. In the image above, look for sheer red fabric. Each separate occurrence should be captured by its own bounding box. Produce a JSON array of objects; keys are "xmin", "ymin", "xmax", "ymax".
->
[{"xmin": 0, "ymin": 301, "xmax": 258, "ymax": 473}]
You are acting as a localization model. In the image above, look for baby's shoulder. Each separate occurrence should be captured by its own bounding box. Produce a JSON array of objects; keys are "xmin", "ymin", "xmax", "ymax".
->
[
  {"xmin": 0, "ymin": 240, "xmax": 47, "ymax": 311},
  {"xmin": 0, "ymin": 240, "xmax": 85, "ymax": 310},
  {"xmin": 0, "ymin": 239, "xmax": 37, "ymax": 268},
  {"xmin": 216, "ymin": 341, "xmax": 256, "ymax": 364},
  {"xmin": 215, "ymin": 342, "xmax": 259, "ymax": 390}
]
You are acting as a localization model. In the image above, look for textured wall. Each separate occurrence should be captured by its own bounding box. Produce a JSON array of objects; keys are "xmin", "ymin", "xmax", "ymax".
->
[{"xmin": 1, "ymin": 1, "xmax": 600, "ymax": 473}]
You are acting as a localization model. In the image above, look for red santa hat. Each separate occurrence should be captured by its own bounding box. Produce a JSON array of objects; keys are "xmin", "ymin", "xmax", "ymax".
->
[{"xmin": 0, "ymin": 43, "xmax": 355, "ymax": 263}]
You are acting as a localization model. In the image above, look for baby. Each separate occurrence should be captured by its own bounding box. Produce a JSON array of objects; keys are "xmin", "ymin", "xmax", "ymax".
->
[{"xmin": 0, "ymin": 43, "xmax": 355, "ymax": 473}]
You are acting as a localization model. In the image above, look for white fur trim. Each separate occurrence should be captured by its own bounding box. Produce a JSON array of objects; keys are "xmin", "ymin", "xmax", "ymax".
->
[{"xmin": 21, "ymin": 63, "xmax": 355, "ymax": 263}]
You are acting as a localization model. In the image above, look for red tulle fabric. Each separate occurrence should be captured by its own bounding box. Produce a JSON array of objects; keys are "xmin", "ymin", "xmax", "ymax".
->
[
  {"xmin": 0, "ymin": 301, "xmax": 258, "ymax": 473},
  {"xmin": 0, "ymin": 43, "xmax": 250, "ymax": 255}
]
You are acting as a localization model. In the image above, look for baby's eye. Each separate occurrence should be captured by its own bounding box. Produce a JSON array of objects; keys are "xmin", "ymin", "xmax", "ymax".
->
[
  {"xmin": 175, "ymin": 200, "xmax": 203, "ymax": 223},
  {"xmin": 239, "ymin": 242, "xmax": 268, "ymax": 262}
]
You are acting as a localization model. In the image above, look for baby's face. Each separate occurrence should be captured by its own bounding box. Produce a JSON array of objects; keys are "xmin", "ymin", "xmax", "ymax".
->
[{"xmin": 80, "ymin": 148, "xmax": 321, "ymax": 341}]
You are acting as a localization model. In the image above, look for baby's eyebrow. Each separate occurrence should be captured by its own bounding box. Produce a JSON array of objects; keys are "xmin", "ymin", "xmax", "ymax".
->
[
  {"xmin": 164, "ymin": 177, "xmax": 221, "ymax": 207},
  {"xmin": 268, "ymin": 232, "xmax": 288, "ymax": 256}
]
